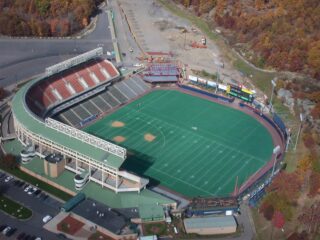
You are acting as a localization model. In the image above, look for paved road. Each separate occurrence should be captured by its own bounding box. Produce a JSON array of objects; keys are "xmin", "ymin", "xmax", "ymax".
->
[
  {"xmin": 0, "ymin": 173, "xmax": 63, "ymax": 239},
  {"xmin": 0, "ymin": 4, "xmax": 114, "ymax": 88}
]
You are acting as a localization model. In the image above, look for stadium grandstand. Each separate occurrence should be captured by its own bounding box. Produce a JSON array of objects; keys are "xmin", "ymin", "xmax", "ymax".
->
[
  {"xmin": 143, "ymin": 63, "xmax": 180, "ymax": 83},
  {"xmin": 54, "ymin": 75, "xmax": 149, "ymax": 128},
  {"xmin": 11, "ymin": 48, "xmax": 151, "ymax": 194}
]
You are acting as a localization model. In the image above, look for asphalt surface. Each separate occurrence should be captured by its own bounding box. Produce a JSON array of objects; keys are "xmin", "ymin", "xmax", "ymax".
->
[
  {"xmin": 0, "ymin": 172, "xmax": 63, "ymax": 240},
  {"xmin": 0, "ymin": 5, "xmax": 114, "ymax": 88}
]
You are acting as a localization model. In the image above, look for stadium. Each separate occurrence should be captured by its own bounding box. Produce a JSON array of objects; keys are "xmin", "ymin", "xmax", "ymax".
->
[{"xmin": 11, "ymin": 48, "xmax": 286, "ymax": 208}]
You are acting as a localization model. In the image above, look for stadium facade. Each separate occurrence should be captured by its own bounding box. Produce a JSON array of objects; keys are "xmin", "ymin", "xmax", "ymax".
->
[{"xmin": 12, "ymin": 48, "xmax": 149, "ymax": 193}]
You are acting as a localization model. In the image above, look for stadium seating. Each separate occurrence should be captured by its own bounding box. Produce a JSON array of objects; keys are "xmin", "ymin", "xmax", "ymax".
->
[
  {"xmin": 53, "ymin": 77, "xmax": 150, "ymax": 127},
  {"xmin": 27, "ymin": 59, "xmax": 119, "ymax": 115}
]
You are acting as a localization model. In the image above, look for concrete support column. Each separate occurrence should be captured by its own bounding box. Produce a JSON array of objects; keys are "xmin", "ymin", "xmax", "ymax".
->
[
  {"xmin": 75, "ymin": 159, "xmax": 78, "ymax": 173},
  {"xmin": 101, "ymin": 171, "xmax": 104, "ymax": 188}
]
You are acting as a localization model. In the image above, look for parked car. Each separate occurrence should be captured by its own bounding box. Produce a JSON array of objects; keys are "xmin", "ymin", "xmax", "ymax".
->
[
  {"xmin": 0, "ymin": 225, "xmax": 7, "ymax": 232},
  {"xmin": 42, "ymin": 215, "xmax": 52, "ymax": 223},
  {"xmin": 28, "ymin": 187, "xmax": 37, "ymax": 195},
  {"xmin": 4, "ymin": 175, "xmax": 13, "ymax": 182},
  {"xmin": 56, "ymin": 233, "xmax": 67, "ymax": 239},
  {"xmin": 34, "ymin": 189, "xmax": 41, "ymax": 196},
  {"xmin": 2, "ymin": 226, "xmax": 12, "ymax": 235},
  {"xmin": 24, "ymin": 185, "xmax": 32, "ymax": 192},
  {"xmin": 23, "ymin": 235, "xmax": 32, "ymax": 240},
  {"xmin": 5, "ymin": 227, "xmax": 16, "ymax": 237},
  {"xmin": 17, "ymin": 232, "xmax": 26, "ymax": 240}
]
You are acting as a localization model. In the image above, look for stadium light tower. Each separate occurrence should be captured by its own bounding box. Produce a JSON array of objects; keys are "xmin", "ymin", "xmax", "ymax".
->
[
  {"xmin": 271, "ymin": 145, "xmax": 281, "ymax": 177},
  {"xmin": 293, "ymin": 113, "xmax": 305, "ymax": 151},
  {"xmin": 269, "ymin": 78, "xmax": 277, "ymax": 112}
]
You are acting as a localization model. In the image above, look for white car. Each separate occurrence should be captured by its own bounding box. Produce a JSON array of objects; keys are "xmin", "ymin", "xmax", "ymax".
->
[
  {"xmin": 2, "ymin": 226, "xmax": 12, "ymax": 235},
  {"xmin": 42, "ymin": 215, "xmax": 52, "ymax": 223},
  {"xmin": 4, "ymin": 176, "xmax": 13, "ymax": 183},
  {"xmin": 133, "ymin": 63, "xmax": 144, "ymax": 67},
  {"xmin": 28, "ymin": 187, "xmax": 37, "ymax": 195},
  {"xmin": 24, "ymin": 185, "xmax": 32, "ymax": 192}
]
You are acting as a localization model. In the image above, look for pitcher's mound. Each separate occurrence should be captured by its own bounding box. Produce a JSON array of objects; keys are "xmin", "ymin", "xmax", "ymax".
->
[
  {"xmin": 113, "ymin": 136, "xmax": 126, "ymax": 143},
  {"xmin": 111, "ymin": 121, "xmax": 125, "ymax": 128},
  {"xmin": 144, "ymin": 133, "xmax": 156, "ymax": 142}
]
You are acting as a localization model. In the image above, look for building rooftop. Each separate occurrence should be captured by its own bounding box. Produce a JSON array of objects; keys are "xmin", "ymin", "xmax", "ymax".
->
[
  {"xmin": 184, "ymin": 216, "xmax": 237, "ymax": 229},
  {"xmin": 72, "ymin": 198, "xmax": 127, "ymax": 234},
  {"xmin": 139, "ymin": 204, "xmax": 164, "ymax": 221}
]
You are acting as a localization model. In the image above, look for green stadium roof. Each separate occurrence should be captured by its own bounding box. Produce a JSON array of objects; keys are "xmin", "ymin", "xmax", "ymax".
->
[
  {"xmin": 139, "ymin": 204, "xmax": 165, "ymax": 221},
  {"xmin": 11, "ymin": 76, "xmax": 124, "ymax": 169}
]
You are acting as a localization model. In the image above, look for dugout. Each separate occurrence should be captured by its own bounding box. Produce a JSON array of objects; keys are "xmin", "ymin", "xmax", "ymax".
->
[{"xmin": 186, "ymin": 197, "xmax": 239, "ymax": 217}]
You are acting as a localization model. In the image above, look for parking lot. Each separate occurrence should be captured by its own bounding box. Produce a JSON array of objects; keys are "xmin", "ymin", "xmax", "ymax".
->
[{"xmin": 0, "ymin": 171, "xmax": 67, "ymax": 240}]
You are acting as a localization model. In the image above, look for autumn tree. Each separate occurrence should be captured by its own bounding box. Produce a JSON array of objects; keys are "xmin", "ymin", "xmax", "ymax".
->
[
  {"xmin": 287, "ymin": 231, "xmax": 309, "ymax": 240},
  {"xmin": 298, "ymin": 201, "xmax": 320, "ymax": 234},
  {"xmin": 0, "ymin": 154, "xmax": 18, "ymax": 170},
  {"xmin": 260, "ymin": 202, "xmax": 274, "ymax": 221},
  {"xmin": 267, "ymin": 172, "xmax": 303, "ymax": 201},
  {"xmin": 261, "ymin": 192, "xmax": 293, "ymax": 221},
  {"xmin": 0, "ymin": 0, "xmax": 101, "ymax": 37},
  {"xmin": 308, "ymin": 171, "xmax": 320, "ymax": 197}
]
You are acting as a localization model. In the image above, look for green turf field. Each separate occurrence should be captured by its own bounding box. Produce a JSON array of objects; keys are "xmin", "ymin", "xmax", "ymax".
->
[{"xmin": 84, "ymin": 90, "xmax": 274, "ymax": 197}]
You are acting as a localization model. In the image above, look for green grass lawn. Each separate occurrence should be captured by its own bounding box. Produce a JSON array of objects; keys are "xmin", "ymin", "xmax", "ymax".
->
[
  {"xmin": 143, "ymin": 222, "xmax": 167, "ymax": 236},
  {"xmin": 0, "ymin": 195, "xmax": 32, "ymax": 220},
  {"xmin": 85, "ymin": 90, "xmax": 274, "ymax": 197}
]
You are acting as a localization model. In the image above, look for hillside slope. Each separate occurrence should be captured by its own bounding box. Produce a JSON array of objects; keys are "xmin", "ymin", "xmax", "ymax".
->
[
  {"xmin": 0, "ymin": 0, "xmax": 103, "ymax": 37},
  {"xmin": 175, "ymin": 0, "xmax": 320, "ymax": 80}
]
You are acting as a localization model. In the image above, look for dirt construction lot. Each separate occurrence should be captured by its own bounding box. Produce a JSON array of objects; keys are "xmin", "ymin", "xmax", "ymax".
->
[{"xmin": 118, "ymin": 0, "xmax": 244, "ymax": 85}]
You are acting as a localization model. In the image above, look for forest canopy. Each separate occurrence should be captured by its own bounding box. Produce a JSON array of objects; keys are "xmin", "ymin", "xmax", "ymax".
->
[
  {"xmin": 0, "ymin": 0, "xmax": 103, "ymax": 37},
  {"xmin": 175, "ymin": 0, "xmax": 320, "ymax": 80}
]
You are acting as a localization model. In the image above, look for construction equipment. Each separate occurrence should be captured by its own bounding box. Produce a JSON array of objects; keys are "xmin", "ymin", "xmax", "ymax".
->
[{"xmin": 190, "ymin": 41, "xmax": 207, "ymax": 49}]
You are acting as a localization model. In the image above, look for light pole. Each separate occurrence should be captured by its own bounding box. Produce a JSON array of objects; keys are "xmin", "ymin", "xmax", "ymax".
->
[
  {"xmin": 294, "ymin": 113, "xmax": 305, "ymax": 151},
  {"xmin": 269, "ymin": 78, "xmax": 277, "ymax": 112},
  {"xmin": 272, "ymin": 145, "xmax": 281, "ymax": 178}
]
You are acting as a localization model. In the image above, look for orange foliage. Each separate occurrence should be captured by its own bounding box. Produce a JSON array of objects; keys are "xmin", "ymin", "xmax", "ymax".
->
[
  {"xmin": 213, "ymin": 0, "xmax": 320, "ymax": 80},
  {"xmin": 308, "ymin": 171, "xmax": 320, "ymax": 197},
  {"xmin": 0, "ymin": 0, "xmax": 102, "ymax": 37},
  {"xmin": 267, "ymin": 172, "xmax": 302, "ymax": 201}
]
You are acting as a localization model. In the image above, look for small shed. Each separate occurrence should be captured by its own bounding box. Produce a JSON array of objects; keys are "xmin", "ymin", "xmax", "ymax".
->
[
  {"xmin": 138, "ymin": 236, "xmax": 158, "ymax": 240},
  {"xmin": 184, "ymin": 216, "xmax": 237, "ymax": 235}
]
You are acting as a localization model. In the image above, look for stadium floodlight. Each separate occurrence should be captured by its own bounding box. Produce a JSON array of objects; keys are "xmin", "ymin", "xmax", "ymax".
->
[
  {"xmin": 294, "ymin": 113, "xmax": 305, "ymax": 151},
  {"xmin": 269, "ymin": 78, "xmax": 277, "ymax": 112},
  {"xmin": 271, "ymin": 145, "xmax": 281, "ymax": 177}
]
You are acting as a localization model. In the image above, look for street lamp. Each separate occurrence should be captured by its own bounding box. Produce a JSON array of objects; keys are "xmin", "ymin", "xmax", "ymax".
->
[
  {"xmin": 272, "ymin": 145, "xmax": 281, "ymax": 177},
  {"xmin": 294, "ymin": 113, "xmax": 305, "ymax": 151},
  {"xmin": 269, "ymin": 78, "xmax": 277, "ymax": 112}
]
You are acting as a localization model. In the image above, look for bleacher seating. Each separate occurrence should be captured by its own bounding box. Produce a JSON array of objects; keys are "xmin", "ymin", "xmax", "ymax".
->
[
  {"xmin": 26, "ymin": 59, "xmax": 119, "ymax": 116},
  {"xmin": 53, "ymin": 77, "xmax": 150, "ymax": 127}
]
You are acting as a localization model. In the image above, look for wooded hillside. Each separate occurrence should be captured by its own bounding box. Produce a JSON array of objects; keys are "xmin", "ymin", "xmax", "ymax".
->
[
  {"xmin": 0, "ymin": 0, "xmax": 103, "ymax": 37},
  {"xmin": 175, "ymin": 0, "xmax": 320, "ymax": 81}
]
